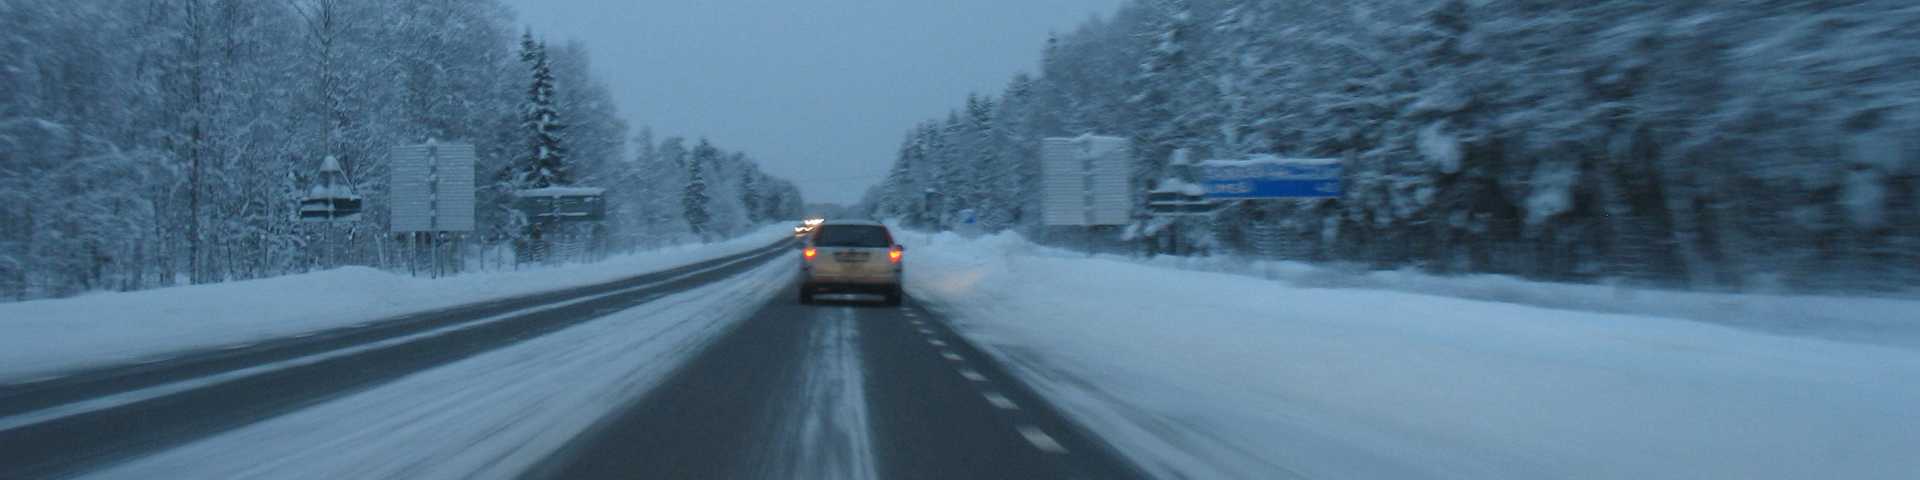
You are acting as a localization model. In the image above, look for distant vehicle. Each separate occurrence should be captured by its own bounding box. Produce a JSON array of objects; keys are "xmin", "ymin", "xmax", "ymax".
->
[{"xmin": 799, "ymin": 220, "xmax": 904, "ymax": 305}]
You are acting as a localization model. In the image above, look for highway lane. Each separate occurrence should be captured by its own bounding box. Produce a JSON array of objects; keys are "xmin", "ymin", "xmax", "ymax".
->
[
  {"xmin": 0, "ymin": 237, "xmax": 1147, "ymax": 480},
  {"xmin": 0, "ymin": 240, "xmax": 796, "ymax": 479},
  {"xmin": 530, "ymin": 289, "xmax": 1148, "ymax": 480}
]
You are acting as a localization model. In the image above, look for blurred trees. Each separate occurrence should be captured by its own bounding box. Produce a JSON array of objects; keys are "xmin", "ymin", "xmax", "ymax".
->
[
  {"xmin": 0, "ymin": 0, "xmax": 801, "ymax": 300},
  {"xmin": 863, "ymin": 0, "xmax": 1919, "ymax": 291}
]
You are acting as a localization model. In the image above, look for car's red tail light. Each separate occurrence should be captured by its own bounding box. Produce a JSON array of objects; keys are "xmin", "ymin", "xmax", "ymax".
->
[
  {"xmin": 889, "ymin": 246, "xmax": 903, "ymax": 263},
  {"xmin": 804, "ymin": 247, "xmax": 817, "ymax": 262}
]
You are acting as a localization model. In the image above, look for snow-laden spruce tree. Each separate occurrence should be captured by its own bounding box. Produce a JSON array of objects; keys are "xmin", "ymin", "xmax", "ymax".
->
[
  {"xmin": 494, "ymin": 31, "xmax": 574, "ymax": 261},
  {"xmin": 513, "ymin": 32, "xmax": 571, "ymax": 189},
  {"xmin": 683, "ymin": 139, "xmax": 716, "ymax": 241}
]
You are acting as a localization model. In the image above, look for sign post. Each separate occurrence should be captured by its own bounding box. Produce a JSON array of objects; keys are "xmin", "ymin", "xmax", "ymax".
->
[{"xmin": 390, "ymin": 141, "xmax": 477, "ymax": 277}]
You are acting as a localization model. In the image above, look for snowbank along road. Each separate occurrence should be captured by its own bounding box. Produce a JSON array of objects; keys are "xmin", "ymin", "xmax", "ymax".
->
[{"xmin": 0, "ymin": 240, "xmax": 793, "ymax": 478}]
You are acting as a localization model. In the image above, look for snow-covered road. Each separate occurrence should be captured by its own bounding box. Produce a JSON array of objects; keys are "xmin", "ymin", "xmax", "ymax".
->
[
  {"xmin": 900, "ymin": 230, "xmax": 1920, "ymax": 480},
  {"xmin": 756, "ymin": 306, "xmax": 879, "ymax": 480},
  {"xmin": 83, "ymin": 255, "xmax": 793, "ymax": 479},
  {"xmin": 0, "ymin": 226, "xmax": 792, "ymax": 382},
  {"xmin": 9, "ymin": 223, "xmax": 1916, "ymax": 480}
]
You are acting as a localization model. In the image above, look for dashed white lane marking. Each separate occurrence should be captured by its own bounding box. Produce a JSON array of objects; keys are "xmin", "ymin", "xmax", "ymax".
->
[
  {"xmin": 917, "ymin": 328, "xmax": 935, "ymax": 335},
  {"xmin": 958, "ymin": 369, "xmax": 987, "ymax": 382},
  {"xmin": 940, "ymin": 351, "xmax": 964, "ymax": 362},
  {"xmin": 982, "ymin": 392, "xmax": 1020, "ymax": 410},
  {"xmin": 927, "ymin": 339, "xmax": 947, "ymax": 347},
  {"xmin": 1017, "ymin": 425, "xmax": 1070, "ymax": 454},
  {"xmin": 13, "ymin": 374, "xmax": 68, "ymax": 385}
]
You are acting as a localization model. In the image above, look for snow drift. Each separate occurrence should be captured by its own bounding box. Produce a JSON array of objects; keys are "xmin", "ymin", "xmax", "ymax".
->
[
  {"xmin": 898, "ymin": 229, "xmax": 1920, "ymax": 480},
  {"xmin": 0, "ymin": 225, "xmax": 792, "ymax": 382}
]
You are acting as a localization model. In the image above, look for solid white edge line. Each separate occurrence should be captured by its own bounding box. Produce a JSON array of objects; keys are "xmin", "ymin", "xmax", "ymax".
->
[{"xmin": 1017, "ymin": 425, "xmax": 1070, "ymax": 454}]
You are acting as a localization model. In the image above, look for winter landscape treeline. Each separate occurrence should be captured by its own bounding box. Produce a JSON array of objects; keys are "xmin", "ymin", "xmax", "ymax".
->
[
  {"xmin": 0, "ymin": 0, "xmax": 802, "ymax": 301},
  {"xmin": 861, "ymin": 0, "xmax": 1919, "ymax": 291}
]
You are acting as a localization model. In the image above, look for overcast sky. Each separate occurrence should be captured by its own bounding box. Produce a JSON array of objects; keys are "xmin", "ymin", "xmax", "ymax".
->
[{"xmin": 503, "ymin": 0, "xmax": 1126, "ymax": 205}]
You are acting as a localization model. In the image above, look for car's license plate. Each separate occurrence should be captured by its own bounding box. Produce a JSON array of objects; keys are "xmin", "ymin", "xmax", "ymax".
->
[{"xmin": 834, "ymin": 252, "xmax": 870, "ymax": 263}]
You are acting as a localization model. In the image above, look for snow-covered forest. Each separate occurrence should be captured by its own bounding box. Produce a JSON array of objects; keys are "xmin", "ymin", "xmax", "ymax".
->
[
  {"xmin": 0, "ymin": 0, "xmax": 801, "ymax": 301},
  {"xmin": 860, "ymin": 0, "xmax": 1919, "ymax": 291}
]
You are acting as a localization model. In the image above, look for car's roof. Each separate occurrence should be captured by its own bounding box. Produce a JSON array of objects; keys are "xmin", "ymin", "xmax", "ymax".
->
[{"xmin": 820, "ymin": 219, "xmax": 885, "ymax": 227}]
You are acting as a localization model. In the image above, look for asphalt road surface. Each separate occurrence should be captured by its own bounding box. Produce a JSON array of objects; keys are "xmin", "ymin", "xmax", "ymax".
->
[
  {"xmin": 528, "ymin": 294, "xmax": 1146, "ymax": 480},
  {"xmin": 0, "ymin": 239, "xmax": 1146, "ymax": 480}
]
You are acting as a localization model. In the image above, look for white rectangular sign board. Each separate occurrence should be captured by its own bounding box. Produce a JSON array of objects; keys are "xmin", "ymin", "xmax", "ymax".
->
[
  {"xmin": 390, "ymin": 142, "xmax": 476, "ymax": 232},
  {"xmin": 1041, "ymin": 135, "xmax": 1132, "ymax": 226}
]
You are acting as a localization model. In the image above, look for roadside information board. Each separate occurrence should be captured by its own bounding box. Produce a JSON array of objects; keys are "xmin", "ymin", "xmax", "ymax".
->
[
  {"xmin": 390, "ymin": 142, "xmax": 476, "ymax": 232},
  {"xmin": 1041, "ymin": 135, "xmax": 1132, "ymax": 226},
  {"xmin": 1197, "ymin": 155, "xmax": 1341, "ymax": 199}
]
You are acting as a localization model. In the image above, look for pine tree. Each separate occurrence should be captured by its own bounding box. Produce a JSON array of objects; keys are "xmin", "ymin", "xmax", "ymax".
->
[
  {"xmin": 966, "ymin": 94, "xmax": 1011, "ymax": 230},
  {"xmin": 513, "ymin": 32, "xmax": 570, "ymax": 189},
  {"xmin": 632, "ymin": 126, "xmax": 656, "ymax": 165},
  {"xmin": 1035, "ymin": 33, "xmax": 1075, "ymax": 137},
  {"xmin": 683, "ymin": 139, "xmax": 715, "ymax": 240},
  {"xmin": 741, "ymin": 167, "xmax": 763, "ymax": 224},
  {"xmin": 881, "ymin": 131, "xmax": 920, "ymax": 224},
  {"xmin": 1130, "ymin": 0, "xmax": 1213, "ymax": 254},
  {"xmin": 935, "ymin": 113, "xmax": 967, "ymax": 226},
  {"xmin": 997, "ymin": 73, "xmax": 1041, "ymax": 228}
]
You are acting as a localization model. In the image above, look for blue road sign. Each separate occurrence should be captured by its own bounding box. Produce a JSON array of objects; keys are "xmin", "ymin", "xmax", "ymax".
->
[{"xmin": 1198, "ymin": 157, "xmax": 1342, "ymax": 199}]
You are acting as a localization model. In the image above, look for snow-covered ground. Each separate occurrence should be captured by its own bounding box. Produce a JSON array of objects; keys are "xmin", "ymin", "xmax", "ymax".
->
[
  {"xmin": 85, "ymin": 255, "xmax": 794, "ymax": 480},
  {"xmin": 899, "ymin": 230, "xmax": 1920, "ymax": 480},
  {"xmin": 0, "ymin": 225, "xmax": 792, "ymax": 382},
  {"xmin": 1116, "ymin": 252, "xmax": 1920, "ymax": 351}
]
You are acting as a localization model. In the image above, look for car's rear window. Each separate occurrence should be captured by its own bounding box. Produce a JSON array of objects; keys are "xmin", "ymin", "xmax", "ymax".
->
[{"xmin": 813, "ymin": 225, "xmax": 892, "ymax": 248}]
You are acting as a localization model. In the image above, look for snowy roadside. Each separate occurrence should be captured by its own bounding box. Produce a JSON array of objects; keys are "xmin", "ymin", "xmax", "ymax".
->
[
  {"xmin": 0, "ymin": 225, "xmax": 793, "ymax": 382},
  {"xmin": 1008, "ymin": 236, "xmax": 1920, "ymax": 351},
  {"xmin": 1100, "ymin": 250, "xmax": 1920, "ymax": 351},
  {"xmin": 84, "ymin": 256, "xmax": 794, "ymax": 480},
  {"xmin": 899, "ymin": 230, "xmax": 1920, "ymax": 479}
]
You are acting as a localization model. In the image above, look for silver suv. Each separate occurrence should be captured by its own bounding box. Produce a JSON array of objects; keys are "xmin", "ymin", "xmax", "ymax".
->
[{"xmin": 799, "ymin": 220, "xmax": 904, "ymax": 305}]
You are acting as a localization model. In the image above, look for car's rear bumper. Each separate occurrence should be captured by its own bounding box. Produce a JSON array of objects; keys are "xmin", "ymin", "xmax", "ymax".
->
[{"xmin": 802, "ymin": 276, "xmax": 901, "ymax": 294}]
